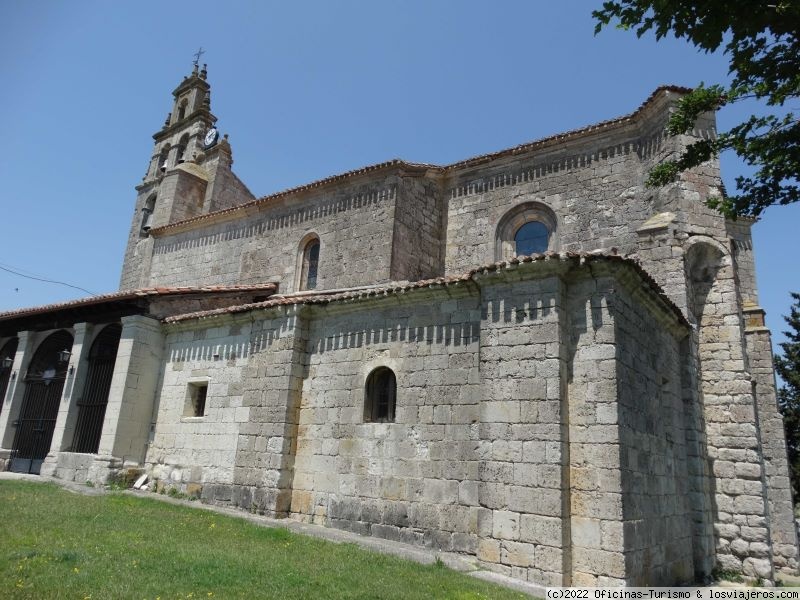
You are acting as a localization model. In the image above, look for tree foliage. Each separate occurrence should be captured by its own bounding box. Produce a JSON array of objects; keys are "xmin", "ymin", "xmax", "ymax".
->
[
  {"xmin": 593, "ymin": 1, "xmax": 800, "ymax": 218},
  {"xmin": 774, "ymin": 292, "xmax": 800, "ymax": 504}
]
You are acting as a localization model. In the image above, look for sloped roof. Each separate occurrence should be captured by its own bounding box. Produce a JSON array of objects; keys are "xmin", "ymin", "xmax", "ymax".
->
[
  {"xmin": 0, "ymin": 283, "xmax": 278, "ymax": 322},
  {"xmin": 150, "ymin": 85, "xmax": 691, "ymax": 235},
  {"xmin": 164, "ymin": 251, "xmax": 689, "ymax": 328}
]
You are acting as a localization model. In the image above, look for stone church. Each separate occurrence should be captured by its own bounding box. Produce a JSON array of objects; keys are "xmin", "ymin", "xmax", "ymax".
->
[{"xmin": 0, "ymin": 64, "xmax": 796, "ymax": 587}]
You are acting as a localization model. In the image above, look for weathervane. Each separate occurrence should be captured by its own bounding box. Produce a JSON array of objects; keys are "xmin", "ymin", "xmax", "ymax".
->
[{"xmin": 192, "ymin": 47, "xmax": 205, "ymax": 68}]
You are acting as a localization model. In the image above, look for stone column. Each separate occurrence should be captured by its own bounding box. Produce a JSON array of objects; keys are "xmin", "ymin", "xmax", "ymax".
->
[
  {"xmin": 40, "ymin": 323, "xmax": 93, "ymax": 478},
  {"xmin": 0, "ymin": 331, "xmax": 36, "ymax": 468},
  {"xmin": 89, "ymin": 315, "xmax": 164, "ymax": 483},
  {"xmin": 742, "ymin": 304, "xmax": 799, "ymax": 573}
]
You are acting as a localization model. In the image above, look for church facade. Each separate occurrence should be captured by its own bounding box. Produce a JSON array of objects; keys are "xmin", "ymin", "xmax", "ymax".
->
[{"xmin": 0, "ymin": 65, "xmax": 796, "ymax": 586}]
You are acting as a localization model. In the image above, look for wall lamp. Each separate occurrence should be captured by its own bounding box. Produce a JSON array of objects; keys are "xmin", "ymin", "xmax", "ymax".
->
[
  {"xmin": 57, "ymin": 349, "xmax": 72, "ymax": 364},
  {"xmin": 1, "ymin": 357, "xmax": 12, "ymax": 370}
]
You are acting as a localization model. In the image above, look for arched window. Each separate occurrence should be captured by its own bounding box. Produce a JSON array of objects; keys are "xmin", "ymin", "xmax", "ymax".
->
[
  {"xmin": 300, "ymin": 237, "xmax": 320, "ymax": 291},
  {"xmin": 176, "ymin": 134, "xmax": 189, "ymax": 164},
  {"xmin": 364, "ymin": 367, "xmax": 396, "ymax": 422},
  {"xmin": 140, "ymin": 195, "xmax": 156, "ymax": 235},
  {"xmin": 496, "ymin": 202, "xmax": 558, "ymax": 261}
]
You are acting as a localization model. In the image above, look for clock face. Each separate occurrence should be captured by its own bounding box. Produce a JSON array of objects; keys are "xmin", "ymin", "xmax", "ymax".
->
[{"xmin": 204, "ymin": 128, "xmax": 219, "ymax": 148}]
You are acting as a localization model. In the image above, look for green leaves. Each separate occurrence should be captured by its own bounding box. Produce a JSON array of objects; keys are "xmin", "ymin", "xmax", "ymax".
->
[
  {"xmin": 594, "ymin": 1, "xmax": 800, "ymax": 217},
  {"xmin": 775, "ymin": 293, "xmax": 800, "ymax": 502}
]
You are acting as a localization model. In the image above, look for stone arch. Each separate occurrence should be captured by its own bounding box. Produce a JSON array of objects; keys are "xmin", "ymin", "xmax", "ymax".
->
[
  {"xmin": 176, "ymin": 133, "xmax": 190, "ymax": 164},
  {"xmin": 10, "ymin": 330, "xmax": 74, "ymax": 474},
  {"xmin": 683, "ymin": 236, "xmax": 732, "ymax": 326},
  {"xmin": 177, "ymin": 98, "xmax": 188, "ymax": 121},
  {"xmin": 495, "ymin": 201, "xmax": 558, "ymax": 261},
  {"xmin": 158, "ymin": 145, "xmax": 171, "ymax": 172},
  {"xmin": 70, "ymin": 323, "xmax": 122, "ymax": 454}
]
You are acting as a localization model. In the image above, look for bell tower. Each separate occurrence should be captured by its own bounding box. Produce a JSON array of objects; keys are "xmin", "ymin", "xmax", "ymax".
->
[
  {"xmin": 119, "ymin": 60, "xmax": 254, "ymax": 291},
  {"xmin": 119, "ymin": 62, "xmax": 216, "ymax": 290},
  {"xmin": 145, "ymin": 61, "xmax": 216, "ymax": 183}
]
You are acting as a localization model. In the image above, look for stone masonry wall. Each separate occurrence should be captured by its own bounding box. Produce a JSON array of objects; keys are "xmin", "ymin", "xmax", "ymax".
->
[
  {"xmin": 225, "ymin": 307, "xmax": 308, "ymax": 515},
  {"xmin": 565, "ymin": 273, "xmax": 627, "ymax": 586},
  {"xmin": 476, "ymin": 272, "xmax": 570, "ymax": 586},
  {"xmin": 133, "ymin": 258, "xmax": 714, "ymax": 586},
  {"xmin": 444, "ymin": 117, "xmax": 672, "ymax": 275},
  {"xmin": 146, "ymin": 318, "xmax": 252, "ymax": 491},
  {"xmin": 744, "ymin": 322, "xmax": 799, "ymax": 573},
  {"xmin": 291, "ymin": 288, "xmax": 483, "ymax": 553},
  {"xmin": 390, "ymin": 174, "xmax": 445, "ymax": 282},
  {"xmin": 611, "ymin": 274, "xmax": 695, "ymax": 584},
  {"xmin": 686, "ymin": 241, "xmax": 773, "ymax": 579},
  {"xmin": 146, "ymin": 174, "xmax": 401, "ymax": 292}
]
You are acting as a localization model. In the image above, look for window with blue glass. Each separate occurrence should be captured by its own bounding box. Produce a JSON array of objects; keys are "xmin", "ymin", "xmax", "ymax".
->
[{"xmin": 514, "ymin": 221, "xmax": 549, "ymax": 256}]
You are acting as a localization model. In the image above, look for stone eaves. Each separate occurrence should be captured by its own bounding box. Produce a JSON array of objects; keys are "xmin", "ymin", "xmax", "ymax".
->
[
  {"xmin": 149, "ymin": 85, "xmax": 691, "ymax": 236},
  {"xmin": 164, "ymin": 251, "xmax": 689, "ymax": 331}
]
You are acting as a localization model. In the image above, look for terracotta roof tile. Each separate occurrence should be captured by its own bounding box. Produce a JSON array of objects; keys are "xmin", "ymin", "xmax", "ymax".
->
[
  {"xmin": 164, "ymin": 251, "xmax": 688, "ymax": 328},
  {"xmin": 0, "ymin": 283, "xmax": 278, "ymax": 322}
]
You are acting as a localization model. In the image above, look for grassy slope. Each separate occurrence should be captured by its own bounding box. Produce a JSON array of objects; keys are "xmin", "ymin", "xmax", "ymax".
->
[{"xmin": 0, "ymin": 481, "xmax": 528, "ymax": 600}]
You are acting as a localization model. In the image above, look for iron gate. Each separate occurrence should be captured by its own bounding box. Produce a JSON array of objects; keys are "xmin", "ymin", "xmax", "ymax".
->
[
  {"xmin": 10, "ymin": 330, "xmax": 73, "ymax": 474},
  {"xmin": 71, "ymin": 324, "xmax": 121, "ymax": 453}
]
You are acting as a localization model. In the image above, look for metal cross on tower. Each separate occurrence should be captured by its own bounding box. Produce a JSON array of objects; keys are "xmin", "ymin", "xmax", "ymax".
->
[{"xmin": 192, "ymin": 47, "xmax": 205, "ymax": 67}]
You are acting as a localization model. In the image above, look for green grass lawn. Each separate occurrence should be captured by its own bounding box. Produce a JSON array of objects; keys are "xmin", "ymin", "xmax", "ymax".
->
[{"xmin": 0, "ymin": 481, "xmax": 528, "ymax": 600}]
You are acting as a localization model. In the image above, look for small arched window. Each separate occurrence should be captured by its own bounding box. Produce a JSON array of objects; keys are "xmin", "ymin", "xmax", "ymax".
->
[
  {"xmin": 176, "ymin": 134, "xmax": 189, "ymax": 164},
  {"xmin": 496, "ymin": 202, "xmax": 558, "ymax": 261},
  {"xmin": 364, "ymin": 367, "xmax": 396, "ymax": 423},
  {"xmin": 300, "ymin": 238, "xmax": 320, "ymax": 291},
  {"xmin": 140, "ymin": 195, "xmax": 156, "ymax": 235}
]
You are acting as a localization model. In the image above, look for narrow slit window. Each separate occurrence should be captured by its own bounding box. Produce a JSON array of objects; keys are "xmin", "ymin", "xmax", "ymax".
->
[
  {"xmin": 300, "ymin": 238, "xmax": 320, "ymax": 291},
  {"xmin": 364, "ymin": 367, "xmax": 397, "ymax": 423}
]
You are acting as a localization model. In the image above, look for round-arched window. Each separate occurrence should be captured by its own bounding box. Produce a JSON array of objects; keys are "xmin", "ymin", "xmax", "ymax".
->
[
  {"xmin": 514, "ymin": 221, "xmax": 549, "ymax": 256},
  {"xmin": 364, "ymin": 367, "xmax": 397, "ymax": 423},
  {"xmin": 495, "ymin": 202, "xmax": 558, "ymax": 261}
]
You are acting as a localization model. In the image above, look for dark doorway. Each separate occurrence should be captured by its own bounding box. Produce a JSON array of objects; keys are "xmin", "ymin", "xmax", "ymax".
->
[
  {"xmin": 71, "ymin": 324, "xmax": 122, "ymax": 454},
  {"xmin": 10, "ymin": 330, "xmax": 73, "ymax": 474},
  {"xmin": 0, "ymin": 337, "xmax": 19, "ymax": 414}
]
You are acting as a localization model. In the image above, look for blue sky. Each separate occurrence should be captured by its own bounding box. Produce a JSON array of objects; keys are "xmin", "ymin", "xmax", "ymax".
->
[{"xmin": 1, "ymin": 1, "xmax": 798, "ymax": 354}]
